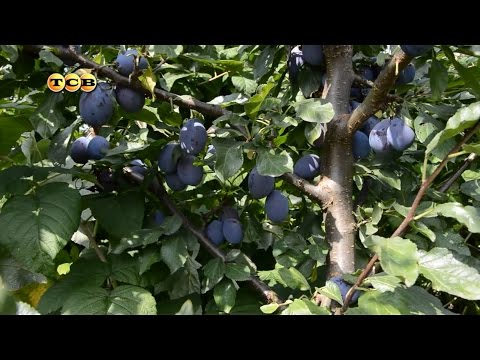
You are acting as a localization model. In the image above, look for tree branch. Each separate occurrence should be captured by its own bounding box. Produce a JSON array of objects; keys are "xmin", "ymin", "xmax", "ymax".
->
[
  {"xmin": 123, "ymin": 168, "xmax": 284, "ymax": 305},
  {"xmin": 352, "ymin": 75, "xmax": 404, "ymax": 103},
  {"xmin": 341, "ymin": 120, "xmax": 480, "ymax": 312},
  {"xmin": 281, "ymin": 172, "xmax": 330, "ymax": 207},
  {"xmin": 438, "ymin": 153, "xmax": 477, "ymax": 192}
]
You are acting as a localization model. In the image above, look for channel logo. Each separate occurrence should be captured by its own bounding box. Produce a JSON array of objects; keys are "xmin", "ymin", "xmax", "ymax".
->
[{"xmin": 47, "ymin": 73, "xmax": 97, "ymax": 92}]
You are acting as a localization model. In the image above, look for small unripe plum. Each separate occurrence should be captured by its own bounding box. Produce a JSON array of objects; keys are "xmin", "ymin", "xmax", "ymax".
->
[
  {"xmin": 70, "ymin": 136, "xmax": 90, "ymax": 164},
  {"xmin": 330, "ymin": 275, "xmax": 361, "ymax": 303},
  {"xmin": 79, "ymin": 82, "xmax": 114, "ymax": 127},
  {"xmin": 265, "ymin": 190, "xmax": 289, "ymax": 223},
  {"xmin": 177, "ymin": 155, "xmax": 203, "ymax": 186},
  {"xmin": 87, "ymin": 135, "xmax": 109, "ymax": 160},
  {"xmin": 352, "ymin": 131, "xmax": 371, "ymax": 160},
  {"xmin": 115, "ymin": 49, "xmax": 148, "ymax": 76},
  {"xmin": 400, "ymin": 45, "xmax": 433, "ymax": 57},
  {"xmin": 386, "ymin": 117, "xmax": 415, "ymax": 151},
  {"xmin": 302, "ymin": 45, "xmax": 324, "ymax": 66},
  {"xmin": 179, "ymin": 119, "xmax": 208, "ymax": 155},
  {"xmin": 115, "ymin": 86, "xmax": 145, "ymax": 113},
  {"xmin": 248, "ymin": 167, "xmax": 275, "ymax": 199},
  {"xmin": 294, "ymin": 154, "xmax": 321, "ymax": 180},
  {"xmin": 206, "ymin": 219, "xmax": 225, "ymax": 246},
  {"xmin": 222, "ymin": 218, "xmax": 243, "ymax": 244},
  {"xmin": 165, "ymin": 172, "xmax": 187, "ymax": 191},
  {"xmin": 158, "ymin": 143, "xmax": 182, "ymax": 174}
]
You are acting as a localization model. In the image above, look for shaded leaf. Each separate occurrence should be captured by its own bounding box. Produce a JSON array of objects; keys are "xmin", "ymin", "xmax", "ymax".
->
[
  {"xmin": 212, "ymin": 138, "xmax": 244, "ymax": 181},
  {"xmin": 213, "ymin": 279, "xmax": 236, "ymax": 313},
  {"xmin": 256, "ymin": 149, "xmax": 293, "ymax": 177},
  {"xmin": 293, "ymin": 99, "xmax": 334, "ymax": 124}
]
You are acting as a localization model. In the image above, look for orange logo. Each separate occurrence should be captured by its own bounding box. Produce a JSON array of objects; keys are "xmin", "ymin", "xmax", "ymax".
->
[{"xmin": 47, "ymin": 73, "xmax": 97, "ymax": 92}]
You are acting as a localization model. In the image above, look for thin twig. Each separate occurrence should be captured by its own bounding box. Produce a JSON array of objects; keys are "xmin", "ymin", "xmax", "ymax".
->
[
  {"xmin": 79, "ymin": 222, "xmax": 108, "ymax": 263},
  {"xmin": 439, "ymin": 153, "xmax": 477, "ymax": 192}
]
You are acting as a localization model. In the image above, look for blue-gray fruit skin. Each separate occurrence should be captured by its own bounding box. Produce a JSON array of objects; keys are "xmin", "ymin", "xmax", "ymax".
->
[
  {"xmin": 330, "ymin": 276, "xmax": 361, "ymax": 303},
  {"xmin": 165, "ymin": 173, "xmax": 187, "ymax": 191},
  {"xmin": 70, "ymin": 136, "xmax": 91, "ymax": 164},
  {"xmin": 302, "ymin": 45, "xmax": 324, "ymax": 66},
  {"xmin": 130, "ymin": 159, "xmax": 146, "ymax": 175},
  {"xmin": 358, "ymin": 66, "xmax": 375, "ymax": 81},
  {"xmin": 158, "ymin": 143, "xmax": 182, "ymax": 174},
  {"xmin": 179, "ymin": 119, "xmax": 207, "ymax": 155},
  {"xmin": 115, "ymin": 49, "xmax": 148, "ymax": 76},
  {"xmin": 87, "ymin": 136, "xmax": 109, "ymax": 160},
  {"xmin": 79, "ymin": 82, "xmax": 114, "ymax": 127},
  {"xmin": 206, "ymin": 219, "xmax": 225, "ymax": 246},
  {"xmin": 400, "ymin": 45, "xmax": 433, "ymax": 57},
  {"xmin": 396, "ymin": 64, "xmax": 415, "ymax": 85},
  {"xmin": 352, "ymin": 131, "xmax": 371, "ymax": 160},
  {"xmin": 294, "ymin": 154, "xmax": 321, "ymax": 180},
  {"xmin": 288, "ymin": 46, "xmax": 304, "ymax": 84},
  {"xmin": 177, "ymin": 155, "xmax": 203, "ymax": 186},
  {"xmin": 222, "ymin": 218, "xmax": 243, "ymax": 244},
  {"xmin": 153, "ymin": 210, "xmax": 165, "ymax": 226},
  {"xmin": 115, "ymin": 86, "xmax": 145, "ymax": 113},
  {"xmin": 369, "ymin": 119, "xmax": 392, "ymax": 154},
  {"xmin": 248, "ymin": 167, "xmax": 275, "ymax": 199},
  {"xmin": 359, "ymin": 116, "xmax": 380, "ymax": 136},
  {"xmin": 265, "ymin": 190, "xmax": 289, "ymax": 223},
  {"xmin": 386, "ymin": 117, "xmax": 415, "ymax": 151}
]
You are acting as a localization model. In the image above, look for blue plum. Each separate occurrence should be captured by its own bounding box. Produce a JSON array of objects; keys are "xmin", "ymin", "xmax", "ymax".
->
[
  {"xmin": 396, "ymin": 64, "xmax": 415, "ymax": 85},
  {"xmin": 368, "ymin": 119, "xmax": 392, "ymax": 154},
  {"xmin": 177, "ymin": 155, "xmax": 203, "ymax": 186},
  {"xmin": 329, "ymin": 276, "xmax": 361, "ymax": 303},
  {"xmin": 70, "ymin": 136, "xmax": 91, "ymax": 164},
  {"xmin": 179, "ymin": 118, "xmax": 207, "ymax": 155},
  {"xmin": 358, "ymin": 66, "xmax": 375, "ymax": 81},
  {"xmin": 350, "ymin": 87, "xmax": 363, "ymax": 100},
  {"xmin": 222, "ymin": 218, "xmax": 243, "ymax": 244},
  {"xmin": 294, "ymin": 154, "xmax": 321, "ymax": 180},
  {"xmin": 158, "ymin": 143, "xmax": 182, "ymax": 174},
  {"xmin": 386, "ymin": 117, "xmax": 415, "ymax": 151},
  {"xmin": 79, "ymin": 82, "xmax": 114, "ymax": 127},
  {"xmin": 350, "ymin": 100, "xmax": 362, "ymax": 111},
  {"xmin": 302, "ymin": 45, "xmax": 324, "ymax": 66},
  {"xmin": 265, "ymin": 190, "xmax": 289, "ymax": 223},
  {"xmin": 206, "ymin": 219, "xmax": 225, "ymax": 246},
  {"xmin": 87, "ymin": 135, "xmax": 109, "ymax": 160},
  {"xmin": 248, "ymin": 167, "xmax": 275, "ymax": 199},
  {"xmin": 129, "ymin": 159, "xmax": 146, "ymax": 175},
  {"xmin": 288, "ymin": 46, "xmax": 304, "ymax": 84},
  {"xmin": 165, "ymin": 172, "xmax": 187, "ymax": 191},
  {"xmin": 95, "ymin": 168, "xmax": 116, "ymax": 193},
  {"xmin": 400, "ymin": 45, "xmax": 433, "ymax": 57},
  {"xmin": 115, "ymin": 49, "xmax": 148, "ymax": 76},
  {"xmin": 360, "ymin": 116, "xmax": 380, "ymax": 136},
  {"xmin": 115, "ymin": 86, "xmax": 145, "ymax": 113},
  {"xmin": 352, "ymin": 131, "xmax": 371, "ymax": 160},
  {"xmin": 153, "ymin": 210, "xmax": 165, "ymax": 226}
]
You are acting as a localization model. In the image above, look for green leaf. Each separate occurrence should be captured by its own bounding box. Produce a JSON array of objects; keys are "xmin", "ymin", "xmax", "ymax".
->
[
  {"xmin": 298, "ymin": 66, "xmax": 324, "ymax": 98},
  {"xmin": 293, "ymin": 99, "xmax": 334, "ymax": 124},
  {"xmin": 0, "ymin": 183, "xmax": 81, "ymax": 274},
  {"xmin": 253, "ymin": 46, "xmax": 277, "ymax": 80},
  {"xmin": 277, "ymin": 267, "xmax": 310, "ymax": 291},
  {"xmin": 260, "ymin": 302, "xmax": 279, "ymax": 314},
  {"xmin": 418, "ymin": 248, "xmax": 480, "ymax": 300},
  {"xmin": 443, "ymin": 46, "xmax": 480, "ymax": 98},
  {"xmin": 212, "ymin": 138, "xmax": 244, "ymax": 181},
  {"xmin": 231, "ymin": 76, "xmax": 257, "ymax": 95},
  {"xmin": 225, "ymin": 263, "xmax": 251, "ymax": 281},
  {"xmin": 370, "ymin": 236, "xmax": 419, "ymax": 286},
  {"xmin": 371, "ymin": 168, "xmax": 401, "ymax": 190},
  {"xmin": 138, "ymin": 67, "xmax": 157, "ymax": 100},
  {"xmin": 429, "ymin": 58, "xmax": 448, "ymax": 100},
  {"xmin": 426, "ymin": 101, "xmax": 480, "ymax": 154},
  {"xmin": 281, "ymin": 299, "xmax": 330, "ymax": 315},
  {"xmin": 435, "ymin": 231, "xmax": 470, "ymax": 256},
  {"xmin": 317, "ymin": 280, "xmax": 344, "ymax": 305},
  {"xmin": 434, "ymin": 202, "xmax": 480, "ymax": 233},
  {"xmin": 0, "ymin": 166, "xmax": 33, "ymax": 197},
  {"xmin": 256, "ymin": 148, "xmax": 293, "ymax": 177},
  {"xmin": 0, "ymin": 255, "xmax": 46, "ymax": 291},
  {"xmin": 213, "ymin": 279, "xmax": 236, "ymax": 313},
  {"xmin": 208, "ymin": 93, "xmax": 249, "ymax": 107},
  {"xmin": 62, "ymin": 285, "xmax": 156, "ymax": 315},
  {"xmin": 149, "ymin": 45, "xmax": 183, "ymax": 58},
  {"xmin": 0, "ymin": 115, "xmax": 33, "ymax": 156},
  {"xmin": 48, "ymin": 118, "xmax": 82, "ymax": 164},
  {"xmin": 0, "ymin": 288, "xmax": 17, "ymax": 315},
  {"xmin": 29, "ymin": 92, "xmax": 66, "ymax": 139},
  {"xmin": 87, "ymin": 191, "xmax": 145, "ymax": 239},
  {"xmin": 364, "ymin": 273, "xmax": 402, "ymax": 292},
  {"xmin": 460, "ymin": 179, "xmax": 480, "ymax": 201},
  {"xmin": 244, "ymin": 82, "xmax": 275, "ymax": 119},
  {"xmin": 168, "ymin": 261, "xmax": 201, "ymax": 299},
  {"xmin": 202, "ymin": 258, "xmax": 225, "ymax": 293},
  {"xmin": 161, "ymin": 236, "xmax": 188, "ymax": 274},
  {"xmin": 346, "ymin": 286, "xmax": 454, "ymax": 315},
  {"xmin": 110, "ymin": 254, "xmax": 141, "ymax": 286},
  {"xmin": 0, "ymin": 45, "xmax": 18, "ymax": 62},
  {"xmin": 39, "ymin": 49, "xmax": 63, "ymax": 66}
]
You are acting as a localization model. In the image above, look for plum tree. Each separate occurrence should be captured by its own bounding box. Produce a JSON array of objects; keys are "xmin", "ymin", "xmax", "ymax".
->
[
  {"xmin": 129, "ymin": 159, "xmax": 146, "ymax": 175},
  {"xmin": 368, "ymin": 119, "xmax": 392, "ymax": 154},
  {"xmin": 396, "ymin": 63, "xmax": 415, "ymax": 85},
  {"xmin": 294, "ymin": 154, "xmax": 321, "ymax": 180},
  {"xmin": 222, "ymin": 218, "xmax": 243, "ymax": 244},
  {"xmin": 248, "ymin": 167, "xmax": 275, "ymax": 199},
  {"xmin": 158, "ymin": 143, "xmax": 182, "ymax": 174},
  {"xmin": 87, "ymin": 135, "xmax": 109, "ymax": 160},
  {"xmin": 70, "ymin": 136, "xmax": 90, "ymax": 164},
  {"xmin": 79, "ymin": 82, "xmax": 114, "ymax": 127},
  {"xmin": 61, "ymin": 45, "xmax": 81, "ymax": 66},
  {"xmin": 302, "ymin": 45, "xmax": 324, "ymax": 66},
  {"xmin": 115, "ymin": 86, "xmax": 145, "ymax": 113},
  {"xmin": 400, "ymin": 45, "xmax": 433, "ymax": 57},
  {"xmin": 265, "ymin": 190, "xmax": 289, "ymax": 223},
  {"xmin": 179, "ymin": 119, "xmax": 207, "ymax": 155},
  {"xmin": 352, "ymin": 131, "xmax": 370, "ymax": 160},
  {"xmin": 329, "ymin": 276, "xmax": 361, "ymax": 303},
  {"xmin": 387, "ymin": 117, "xmax": 415, "ymax": 151},
  {"xmin": 115, "ymin": 49, "xmax": 148, "ymax": 76},
  {"xmin": 164, "ymin": 172, "xmax": 187, "ymax": 191},
  {"xmin": 176, "ymin": 155, "xmax": 203, "ymax": 186},
  {"xmin": 206, "ymin": 219, "xmax": 225, "ymax": 245}
]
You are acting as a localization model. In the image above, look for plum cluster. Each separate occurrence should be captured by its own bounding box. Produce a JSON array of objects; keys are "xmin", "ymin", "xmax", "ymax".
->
[
  {"xmin": 206, "ymin": 207, "xmax": 243, "ymax": 246},
  {"xmin": 158, "ymin": 119, "xmax": 208, "ymax": 191},
  {"xmin": 369, "ymin": 117, "xmax": 415, "ymax": 159},
  {"xmin": 70, "ymin": 134, "xmax": 110, "ymax": 163}
]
